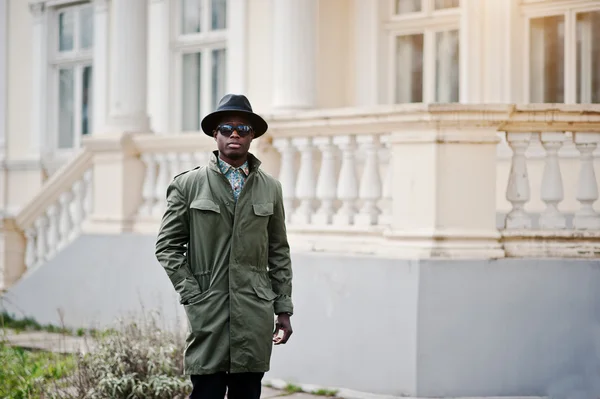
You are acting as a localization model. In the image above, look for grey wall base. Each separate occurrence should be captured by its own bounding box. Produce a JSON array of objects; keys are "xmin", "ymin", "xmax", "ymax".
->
[{"xmin": 2, "ymin": 234, "xmax": 599, "ymax": 398}]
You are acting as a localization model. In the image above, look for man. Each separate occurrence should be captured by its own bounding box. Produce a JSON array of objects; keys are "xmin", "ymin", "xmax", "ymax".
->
[{"xmin": 155, "ymin": 94, "xmax": 294, "ymax": 399}]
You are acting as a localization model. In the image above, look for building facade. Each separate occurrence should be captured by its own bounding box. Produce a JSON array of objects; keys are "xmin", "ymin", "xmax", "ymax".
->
[{"xmin": 1, "ymin": 0, "xmax": 600, "ymax": 397}]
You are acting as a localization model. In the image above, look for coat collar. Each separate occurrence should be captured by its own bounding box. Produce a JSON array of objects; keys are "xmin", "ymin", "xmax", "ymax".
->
[{"xmin": 208, "ymin": 150, "xmax": 261, "ymax": 174}]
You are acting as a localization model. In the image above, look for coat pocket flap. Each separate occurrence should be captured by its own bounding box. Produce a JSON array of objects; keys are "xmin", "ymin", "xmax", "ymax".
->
[
  {"xmin": 190, "ymin": 199, "xmax": 220, "ymax": 213},
  {"xmin": 253, "ymin": 286, "xmax": 278, "ymax": 301},
  {"xmin": 252, "ymin": 203, "xmax": 274, "ymax": 216}
]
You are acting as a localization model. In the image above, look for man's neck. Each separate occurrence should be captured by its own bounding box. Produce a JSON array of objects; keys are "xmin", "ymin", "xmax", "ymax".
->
[{"xmin": 218, "ymin": 153, "xmax": 248, "ymax": 168}]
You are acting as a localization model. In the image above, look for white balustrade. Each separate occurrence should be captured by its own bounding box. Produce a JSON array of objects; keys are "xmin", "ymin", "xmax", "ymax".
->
[
  {"xmin": 45, "ymin": 204, "xmax": 60, "ymax": 259},
  {"xmin": 140, "ymin": 153, "xmax": 158, "ymax": 216},
  {"xmin": 355, "ymin": 135, "xmax": 382, "ymax": 226},
  {"xmin": 34, "ymin": 215, "xmax": 48, "ymax": 264},
  {"xmin": 505, "ymin": 132, "xmax": 532, "ymax": 229},
  {"xmin": 379, "ymin": 138, "xmax": 392, "ymax": 226},
  {"xmin": 72, "ymin": 179, "xmax": 86, "ymax": 231},
  {"xmin": 58, "ymin": 191, "xmax": 74, "ymax": 241},
  {"xmin": 168, "ymin": 152, "xmax": 181, "ymax": 181},
  {"xmin": 179, "ymin": 152, "xmax": 195, "ymax": 172},
  {"xmin": 24, "ymin": 228, "xmax": 37, "ymax": 269},
  {"xmin": 153, "ymin": 153, "xmax": 170, "ymax": 216},
  {"xmin": 83, "ymin": 169, "xmax": 93, "ymax": 217},
  {"xmin": 23, "ymin": 169, "xmax": 94, "ymax": 270},
  {"xmin": 193, "ymin": 150, "xmax": 210, "ymax": 167},
  {"xmin": 274, "ymin": 138, "xmax": 297, "ymax": 222},
  {"xmin": 333, "ymin": 135, "xmax": 359, "ymax": 226},
  {"xmin": 573, "ymin": 132, "xmax": 600, "ymax": 229},
  {"xmin": 313, "ymin": 137, "xmax": 337, "ymax": 225},
  {"xmin": 539, "ymin": 132, "xmax": 566, "ymax": 229},
  {"xmin": 138, "ymin": 150, "xmax": 220, "ymax": 218},
  {"xmin": 291, "ymin": 137, "xmax": 316, "ymax": 225}
]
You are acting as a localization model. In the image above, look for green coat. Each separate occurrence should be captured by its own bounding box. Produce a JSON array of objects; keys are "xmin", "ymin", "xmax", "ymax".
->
[{"xmin": 155, "ymin": 151, "xmax": 293, "ymax": 375}]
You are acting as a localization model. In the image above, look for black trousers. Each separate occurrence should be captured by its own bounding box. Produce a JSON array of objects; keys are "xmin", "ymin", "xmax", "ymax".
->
[{"xmin": 189, "ymin": 372, "xmax": 264, "ymax": 399}]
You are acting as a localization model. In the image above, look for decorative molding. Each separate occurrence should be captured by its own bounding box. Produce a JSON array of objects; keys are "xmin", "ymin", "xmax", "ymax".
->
[
  {"xmin": 93, "ymin": 0, "xmax": 109, "ymax": 13},
  {"xmin": 28, "ymin": 1, "xmax": 45, "ymax": 18},
  {"xmin": 502, "ymin": 229, "xmax": 600, "ymax": 258},
  {"xmin": 0, "ymin": 159, "xmax": 44, "ymax": 172}
]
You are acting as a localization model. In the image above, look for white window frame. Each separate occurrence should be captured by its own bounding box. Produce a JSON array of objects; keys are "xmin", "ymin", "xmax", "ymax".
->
[
  {"xmin": 46, "ymin": 1, "xmax": 93, "ymax": 154},
  {"xmin": 522, "ymin": 0, "xmax": 600, "ymax": 103},
  {"xmin": 171, "ymin": 0, "xmax": 228, "ymax": 132},
  {"xmin": 384, "ymin": 0, "xmax": 461, "ymax": 104}
]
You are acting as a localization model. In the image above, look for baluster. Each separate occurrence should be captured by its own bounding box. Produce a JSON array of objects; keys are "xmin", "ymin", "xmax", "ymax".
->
[
  {"xmin": 72, "ymin": 179, "xmax": 86, "ymax": 234},
  {"xmin": 58, "ymin": 191, "xmax": 74, "ymax": 245},
  {"xmin": 291, "ymin": 138, "xmax": 316, "ymax": 225},
  {"xmin": 539, "ymin": 132, "xmax": 566, "ymax": 229},
  {"xmin": 24, "ymin": 227, "xmax": 37, "ymax": 269},
  {"xmin": 274, "ymin": 138, "xmax": 297, "ymax": 222},
  {"xmin": 193, "ymin": 151, "xmax": 210, "ymax": 167},
  {"xmin": 179, "ymin": 152, "xmax": 195, "ymax": 171},
  {"xmin": 34, "ymin": 215, "xmax": 49, "ymax": 263},
  {"xmin": 313, "ymin": 137, "xmax": 337, "ymax": 225},
  {"xmin": 504, "ymin": 132, "xmax": 532, "ymax": 229},
  {"xmin": 573, "ymin": 132, "xmax": 600, "ymax": 229},
  {"xmin": 140, "ymin": 153, "xmax": 158, "ymax": 216},
  {"xmin": 83, "ymin": 169, "xmax": 93, "ymax": 217},
  {"xmin": 168, "ymin": 152, "xmax": 181, "ymax": 180},
  {"xmin": 355, "ymin": 135, "xmax": 383, "ymax": 226},
  {"xmin": 153, "ymin": 153, "xmax": 170, "ymax": 216},
  {"xmin": 333, "ymin": 135, "xmax": 359, "ymax": 226},
  {"xmin": 45, "ymin": 204, "xmax": 60, "ymax": 258},
  {"xmin": 379, "ymin": 137, "xmax": 392, "ymax": 226}
]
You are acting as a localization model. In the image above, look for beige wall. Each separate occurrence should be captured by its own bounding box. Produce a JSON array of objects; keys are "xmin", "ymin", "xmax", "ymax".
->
[
  {"xmin": 7, "ymin": 0, "xmax": 32, "ymax": 160},
  {"xmin": 316, "ymin": 0, "xmax": 353, "ymax": 108}
]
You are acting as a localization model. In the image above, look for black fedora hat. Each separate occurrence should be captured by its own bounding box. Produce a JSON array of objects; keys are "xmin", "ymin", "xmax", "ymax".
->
[{"xmin": 201, "ymin": 94, "xmax": 268, "ymax": 138}]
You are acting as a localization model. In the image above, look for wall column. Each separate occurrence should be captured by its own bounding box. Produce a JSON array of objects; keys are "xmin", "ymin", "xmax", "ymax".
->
[
  {"xmin": 29, "ymin": 1, "xmax": 48, "ymax": 157},
  {"xmin": 272, "ymin": 0, "xmax": 317, "ymax": 111},
  {"xmin": 105, "ymin": 0, "xmax": 150, "ymax": 132},
  {"xmin": 92, "ymin": 0, "xmax": 109, "ymax": 134},
  {"xmin": 148, "ymin": 0, "xmax": 170, "ymax": 134}
]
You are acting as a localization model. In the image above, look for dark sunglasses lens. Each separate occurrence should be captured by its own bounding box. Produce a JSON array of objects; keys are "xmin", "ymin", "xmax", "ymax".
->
[
  {"xmin": 236, "ymin": 125, "xmax": 252, "ymax": 136},
  {"xmin": 217, "ymin": 125, "xmax": 234, "ymax": 136},
  {"xmin": 217, "ymin": 124, "xmax": 252, "ymax": 137}
]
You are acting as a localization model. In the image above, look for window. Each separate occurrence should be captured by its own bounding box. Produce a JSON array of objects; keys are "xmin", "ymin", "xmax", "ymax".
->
[
  {"xmin": 576, "ymin": 11, "xmax": 600, "ymax": 103},
  {"xmin": 50, "ymin": 3, "xmax": 93, "ymax": 150},
  {"xmin": 175, "ymin": 0, "xmax": 227, "ymax": 131},
  {"xmin": 389, "ymin": 0, "xmax": 460, "ymax": 103},
  {"xmin": 525, "ymin": 2, "xmax": 600, "ymax": 103}
]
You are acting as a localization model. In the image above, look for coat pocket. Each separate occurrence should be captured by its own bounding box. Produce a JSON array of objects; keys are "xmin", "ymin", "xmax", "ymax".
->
[
  {"xmin": 190, "ymin": 198, "xmax": 221, "ymax": 213},
  {"xmin": 249, "ymin": 203, "xmax": 274, "ymax": 241},
  {"xmin": 190, "ymin": 198, "xmax": 221, "ymax": 230},
  {"xmin": 252, "ymin": 203, "xmax": 274, "ymax": 217},
  {"xmin": 183, "ymin": 290, "xmax": 227, "ymax": 334},
  {"xmin": 253, "ymin": 286, "xmax": 278, "ymax": 302}
]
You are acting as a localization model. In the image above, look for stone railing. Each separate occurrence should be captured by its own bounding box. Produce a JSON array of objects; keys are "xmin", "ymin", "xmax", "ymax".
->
[
  {"xmin": 272, "ymin": 133, "xmax": 392, "ymax": 229},
  {"xmin": 3, "ymin": 104, "xmax": 600, "ymax": 289},
  {"xmin": 15, "ymin": 149, "xmax": 94, "ymax": 271}
]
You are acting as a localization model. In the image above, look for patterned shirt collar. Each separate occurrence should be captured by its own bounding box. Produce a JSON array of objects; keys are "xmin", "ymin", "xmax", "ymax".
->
[{"xmin": 217, "ymin": 157, "xmax": 250, "ymax": 177}]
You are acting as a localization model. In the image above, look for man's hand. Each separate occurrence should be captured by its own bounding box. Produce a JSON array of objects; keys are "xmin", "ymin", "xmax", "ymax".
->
[{"xmin": 273, "ymin": 313, "xmax": 293, "ymax": 345}]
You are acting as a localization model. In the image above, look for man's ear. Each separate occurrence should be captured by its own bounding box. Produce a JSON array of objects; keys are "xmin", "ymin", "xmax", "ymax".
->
[{"xmin": 213, "ymin": 131, "xmax": 217, "ymax": 140}]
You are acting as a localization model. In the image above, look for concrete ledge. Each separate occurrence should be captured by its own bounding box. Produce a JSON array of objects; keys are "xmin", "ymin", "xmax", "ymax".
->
[{"xmin": 265, "ymin": 379, "xmax": 547, "ymax": 399}]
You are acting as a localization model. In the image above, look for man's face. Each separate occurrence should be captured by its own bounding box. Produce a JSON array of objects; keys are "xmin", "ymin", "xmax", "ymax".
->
[{"xmin": 213, "ymin": 115, "xmax": 255, "ymax": 162}]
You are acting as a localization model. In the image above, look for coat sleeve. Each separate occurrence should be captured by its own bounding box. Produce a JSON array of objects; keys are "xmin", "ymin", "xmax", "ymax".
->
[
  {"xmin": 155, "ymin": 177, "xmax": 202, "ymax": 304},
  {"xmin": 267, "ymin": 180, "xmax": 294, "ymax": 315}
]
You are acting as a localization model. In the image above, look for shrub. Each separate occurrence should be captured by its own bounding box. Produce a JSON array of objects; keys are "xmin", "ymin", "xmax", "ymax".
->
[
  {"xmin": 51, "ymin": 315, "xmax": 191, "ymax": 399},
  {"xmin": 0, "ymin": 343, "xmax": 75, "ymax": 399}
]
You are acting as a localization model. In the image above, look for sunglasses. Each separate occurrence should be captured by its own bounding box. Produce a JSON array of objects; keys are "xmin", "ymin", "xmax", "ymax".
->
[{"xmin": 216, "ymin": 123, "xmax": 253, "ymax": 137}]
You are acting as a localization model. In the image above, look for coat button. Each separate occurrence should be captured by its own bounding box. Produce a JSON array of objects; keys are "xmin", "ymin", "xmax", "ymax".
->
[{"xmin": 224, "ymin": 201, "xmax": 229, "ymax": 205}]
